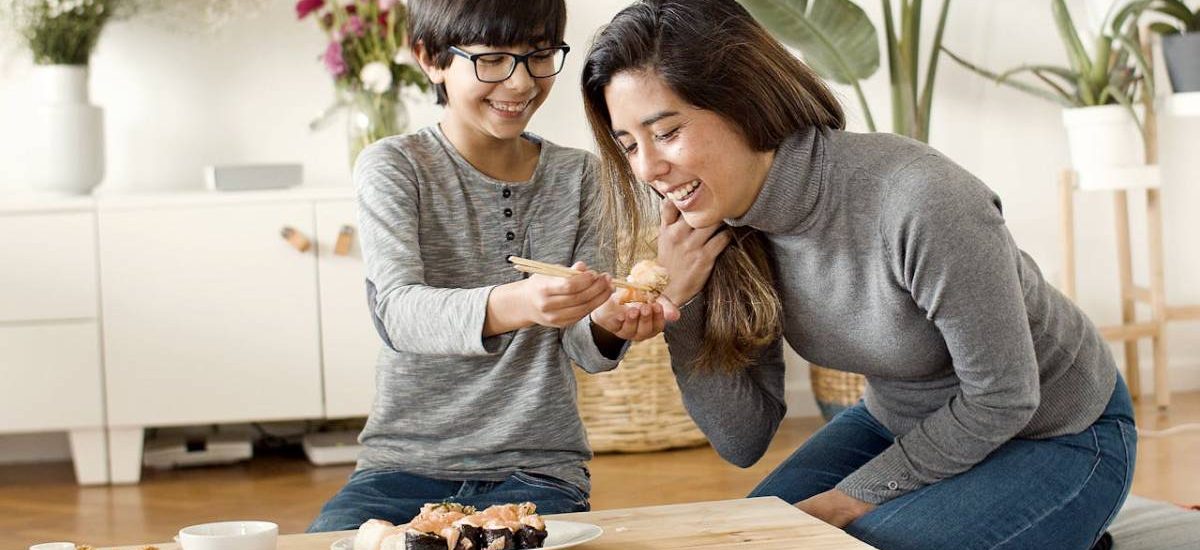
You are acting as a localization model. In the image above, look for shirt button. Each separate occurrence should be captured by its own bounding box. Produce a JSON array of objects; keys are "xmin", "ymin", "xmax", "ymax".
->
[
  {"xmin": 887, "ymin": 481, "xmax": 899, "ymax": 490},
  {"xmin": 504, "ymin": 208, "xmax": 513, "ymax": 217},
  {"xmin": 505, "ymin": 231, "xmax": 515, "ymax": 241},
  {"xmin": 502, "ymin": 188, "xmax": 512, "ymax": 198}
]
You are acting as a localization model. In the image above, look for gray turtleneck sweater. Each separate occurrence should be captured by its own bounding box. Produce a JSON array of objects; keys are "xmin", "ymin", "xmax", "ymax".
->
[{"xmin": 663, "ymin": 126, "xmax": 1117, "ymax": 505}]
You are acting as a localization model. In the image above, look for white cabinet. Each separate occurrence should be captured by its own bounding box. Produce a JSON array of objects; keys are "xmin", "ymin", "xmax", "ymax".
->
[
  {"xmin": 99, "ymin": 200, "xmax": 326, "ymax": 482},
  {"xmin": 0, "ymin": 208, "xmax": 108, "ymax": 485},
  {"xmin": 0, "ymin": 190, "xmax": 380, "ymax": 484},
  {"xmin": 315, "ymin": 200, "xmax": 380, "ymax": 419}
]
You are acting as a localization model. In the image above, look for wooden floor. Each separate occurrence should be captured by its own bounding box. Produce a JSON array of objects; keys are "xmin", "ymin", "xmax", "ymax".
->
[{"xmin": 3, "ymin": 391, "xmax": 1199, "ymax": 549}]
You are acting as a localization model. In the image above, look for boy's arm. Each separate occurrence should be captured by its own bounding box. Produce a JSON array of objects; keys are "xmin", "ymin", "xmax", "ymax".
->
[
  {"xmin": 562, "ymin": 156, "xmax": 630, "ymax": 372},
  {"xmin": 358, "ymin": 142, "xmax": 521, "ymax": 356}
]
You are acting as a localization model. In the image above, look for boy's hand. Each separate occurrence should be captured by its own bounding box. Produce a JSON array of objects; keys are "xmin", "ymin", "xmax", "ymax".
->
[
  {"xmin": 519, "ymin": 262, "xmax": 613, "ymax": 328},
  {"xmin": 658, "ymin": 200, "xmax": 731, "ymax": 305},
  {"xmin": 590, "ymin": 292, "xmax": 680, "ymax": 342}
]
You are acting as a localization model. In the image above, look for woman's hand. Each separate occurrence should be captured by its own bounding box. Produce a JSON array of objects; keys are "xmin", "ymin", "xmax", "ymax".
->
[
  {"xmin": 657, "ymin": 200, "xmax": 732, "ymax": 305},
  {"xmin": 590, "ymin": 292, "xmax": 681, "ymax": 342},
  {"xmin": 518, "ymin": 262, "xmax": 614, "ymax": 329},
  {"xmin": 795, "ymin": 489, "xmax": 876, "ymax": 528}
]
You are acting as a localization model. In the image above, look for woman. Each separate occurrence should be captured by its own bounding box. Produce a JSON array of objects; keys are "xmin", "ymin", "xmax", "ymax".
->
[{"xmin": 581, "ymin": 1, "xmax": 1135, "ymax": 549}]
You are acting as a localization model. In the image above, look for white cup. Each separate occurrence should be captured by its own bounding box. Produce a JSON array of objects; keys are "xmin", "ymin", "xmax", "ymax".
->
[
  {"xmin": 30, "ymin": 543, "xmax": 76, "ymax": 550},
  {"xmin": 177, "ymin": 521, "xmax": 278, "ymax": 550}
]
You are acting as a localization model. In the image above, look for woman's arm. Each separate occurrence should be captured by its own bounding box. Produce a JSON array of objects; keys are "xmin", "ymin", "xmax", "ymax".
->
[
  {"xmin": 665, "ymin": 296, "xmax": 788, "ymax": 466},
  {"xmin": 837, "ymin": 155, "xmax": 1041, "ymax": 505}
]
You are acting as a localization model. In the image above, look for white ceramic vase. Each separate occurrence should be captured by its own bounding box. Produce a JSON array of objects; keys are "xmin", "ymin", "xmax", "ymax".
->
[{"xmin": 31, "ymin": 65, "xmax": 105, "ymax": 195}]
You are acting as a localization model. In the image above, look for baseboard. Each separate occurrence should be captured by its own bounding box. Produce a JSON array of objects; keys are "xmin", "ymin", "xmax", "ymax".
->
[{"xmin": 0, "ymin": 432, "xmax": 70, "ymax": 464}]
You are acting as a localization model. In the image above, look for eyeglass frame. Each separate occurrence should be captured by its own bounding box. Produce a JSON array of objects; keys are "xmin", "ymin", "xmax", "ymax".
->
[{"xmin": 447, "ymin": 44, "xmax": 571, "ymax": 83}]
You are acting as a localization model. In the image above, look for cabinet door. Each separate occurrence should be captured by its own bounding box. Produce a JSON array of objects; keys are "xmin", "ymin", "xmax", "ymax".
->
[
  {"xmin": 315, "ymin": 200, "xmax": 380, "ymax": 418},
  {"xmin": 0, "ymin": 322, "xmax": 103, "ymax": 432},
  {"xmin": 0, "ymin": 212, "xmax": 98, "ymax": 322},
  {"xmin": 99, "ymin": 202, "xmax": 323, "ymax": 427}
]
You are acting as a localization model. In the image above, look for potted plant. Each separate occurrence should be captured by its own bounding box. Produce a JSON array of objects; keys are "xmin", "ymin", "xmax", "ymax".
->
[
  {"xmin": 739, "ymin": 0, "xmax": 953, "ymax": 143},
  {"xmin": 943, "ymin": 0, "xmax": 1154, "ymax": 183},
  {"xmin": 3, "ymin": 0, "xmax": 128, "ymax": 194},
  {"xmin": 296, "ymin": 0, "xmax": 430, "ymax": 167},
  {"xmin": 1144, "ymin": 0, "xmax": 1200, "ymax": 92}
]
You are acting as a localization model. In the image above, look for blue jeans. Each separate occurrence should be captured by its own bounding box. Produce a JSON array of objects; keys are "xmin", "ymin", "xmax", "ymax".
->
[
  {"xmin": 750, "ymin": 377, "xmax": 1136, "ymax": 550},
  {"xmin": 308, "ymin": 469, "xmax": 591, "ymax": 532}
]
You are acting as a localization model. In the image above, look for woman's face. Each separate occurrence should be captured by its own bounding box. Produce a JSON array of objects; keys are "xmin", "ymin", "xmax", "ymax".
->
[{"xmin": 603, "ymin": 70, "xmax": 773, "ymax": 228}]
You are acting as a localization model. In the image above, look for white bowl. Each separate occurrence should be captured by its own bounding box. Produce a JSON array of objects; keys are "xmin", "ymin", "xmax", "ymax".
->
[{"xmin": 177, "ymin": 521, "xmax": 278, "ymax": 550}]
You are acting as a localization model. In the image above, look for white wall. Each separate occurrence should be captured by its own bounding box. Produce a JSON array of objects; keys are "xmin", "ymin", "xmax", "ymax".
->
[{"xmin": 2, "ymin": 0, "xmax": 1198, "ymax": 428}]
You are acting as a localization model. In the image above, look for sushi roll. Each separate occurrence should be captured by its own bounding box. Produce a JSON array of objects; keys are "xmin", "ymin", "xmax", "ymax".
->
[
  {"xmin": 354, "ymin": 519, "xmax": 397, "ymax": 550},
  {"xmin": 617, "ymin": 259, "xmax": 669, "ymax": 304},
  {"xmin": 513, "ymin": 515, "xmax": 547, "ymax": 549},
  {"xmin": 356, "ymin": 501, "xmax": 547, "ymax": 550},
  {"xmin": 452, "ymin": 514, "xmax": 487, "ymax": 550}
]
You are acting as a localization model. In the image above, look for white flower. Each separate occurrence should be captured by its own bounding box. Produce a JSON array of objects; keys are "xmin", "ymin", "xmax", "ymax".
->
[
  {"xmin": 360, "ymin": 61, "xmax": 393, "ymax": 94},
  {"xmin": 393, "ymin": 47, "xmax": 415, "ymax": 66}
]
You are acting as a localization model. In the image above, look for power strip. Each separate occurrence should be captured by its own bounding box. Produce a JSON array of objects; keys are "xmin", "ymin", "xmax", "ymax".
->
[{"xmin": 302, "ymin": 431, "xmax": 363, "ymax": 466}]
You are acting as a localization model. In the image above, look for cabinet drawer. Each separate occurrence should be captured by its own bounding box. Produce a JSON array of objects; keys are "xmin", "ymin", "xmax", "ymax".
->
[
  {"xmin": 0, "ymin": 212, "xmax": 98, "ymax": 322},
  {"xmin": 0, "ymin": 322, "xmax": 104, "ymax": 433}
]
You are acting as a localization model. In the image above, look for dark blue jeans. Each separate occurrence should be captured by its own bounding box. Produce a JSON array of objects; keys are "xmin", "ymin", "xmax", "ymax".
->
[
  {"xmin": 750, "ymin": 378, "xmax": 1136, "ymax": 550},
  {"xmin": 308, "ymin": 469, "xmax": 590, "ymax": 532}
]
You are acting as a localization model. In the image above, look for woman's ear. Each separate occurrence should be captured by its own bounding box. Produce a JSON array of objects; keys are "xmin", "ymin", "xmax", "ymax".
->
[{"xmin": 412, "ymin": 40, "xmax": 444, "ymax": 85}]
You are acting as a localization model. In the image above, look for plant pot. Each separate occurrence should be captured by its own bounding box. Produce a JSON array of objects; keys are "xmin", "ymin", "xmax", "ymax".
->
[
  {"xmin": 30, "ymin": 65, "xmax": 105, "ymax": 195},
  {"xmin": 1061, "ymin": 104, "xmax": 1146, "ymax": 188},
  {"xmin": 1162, "ymin": 32, "xmax": 1200, "ymax": 93}
]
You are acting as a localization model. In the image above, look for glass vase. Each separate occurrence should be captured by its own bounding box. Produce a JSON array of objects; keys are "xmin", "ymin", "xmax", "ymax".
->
[{"xmin": 345, "ymin": 88, "xmax": 409, "ymax": 168}]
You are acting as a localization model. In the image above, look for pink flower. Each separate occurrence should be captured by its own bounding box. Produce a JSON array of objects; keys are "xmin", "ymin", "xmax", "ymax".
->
[
  {"xmin": 378, "ymin": 0, "xmax": 397, "ymax": 10},
  {"xmin": 343, "ymin": 15, "xmax": 366, "ymax": 37},
  {"xmin": 323, "ymin": 41, "xmax": 347, "ymax": 77},
  {"xmin": 295, "ymin": 0, "xmax": 325, "ymax": 19}
]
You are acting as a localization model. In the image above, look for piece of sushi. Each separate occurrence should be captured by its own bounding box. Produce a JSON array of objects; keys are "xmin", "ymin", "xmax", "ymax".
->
[
  {"xmin": 617, "ymin": 259, "xmax": 669, "ymax": 304},
  {"xmin": 354, "ymin": 519, "xmax": 397, "ymax": 550}
]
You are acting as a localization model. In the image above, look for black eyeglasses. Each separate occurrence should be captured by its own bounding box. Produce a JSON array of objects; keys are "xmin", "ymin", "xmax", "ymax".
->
[{"xmin": 448, "ymin": 45, "xmax": 571, "ymax": 83}]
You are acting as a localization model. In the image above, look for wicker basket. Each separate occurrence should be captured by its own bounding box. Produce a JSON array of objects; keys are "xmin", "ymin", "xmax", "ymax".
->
[
  {"xmin": 809, "ymin": 363, "xmax": 867, "ymax": 421},
  {"xmin": 575, "ymin": 334, "xmax": 708, "ymax": 453}
]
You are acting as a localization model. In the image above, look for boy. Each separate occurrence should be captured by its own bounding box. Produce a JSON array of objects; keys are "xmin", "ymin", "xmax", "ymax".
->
[{"xmin": 308, "ymin": 0, "xmax": 671, "ymax": 532}]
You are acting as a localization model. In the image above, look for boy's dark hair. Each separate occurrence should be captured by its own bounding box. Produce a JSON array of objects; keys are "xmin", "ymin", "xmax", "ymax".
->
[{"xmin": 407, "ymin": 0, "xmax": 568, "ymax": 105}]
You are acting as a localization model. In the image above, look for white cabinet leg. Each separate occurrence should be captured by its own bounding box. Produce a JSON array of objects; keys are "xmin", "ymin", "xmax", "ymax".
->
[
  {"xmin": 108, "ymin": 426, "xmax": 145, "ymax": 484},
  {"xmin": 67, "ymin": 428, "xmax": 109, "ymax": 485}
]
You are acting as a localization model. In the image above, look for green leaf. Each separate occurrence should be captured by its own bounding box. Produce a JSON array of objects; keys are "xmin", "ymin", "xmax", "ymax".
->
[
  {"xmin": 739, "ymin": 0, "xmax": 880, "ymax": 84},
  {"xmin": 1149, "ymin": 21, "xmax": 1182, "ymax": 35},
  {"xmin": 918, "ymin": 0, "xmax": 953, "ymax": 143},
  {"xmin": 942, "ymin": 47, "xmax": 1077, "ymax": 107},
  {"xmin": 1113, "ymin": 33, "xmax": 1155, "ymax": 98},
  {"xmin": 1052, "ymin": 0, "xmax": 1093, "ymax": 77}
]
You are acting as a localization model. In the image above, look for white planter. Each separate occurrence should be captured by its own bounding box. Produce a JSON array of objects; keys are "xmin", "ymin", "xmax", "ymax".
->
[
  {"xmin": 31, "ymin": 65, "xmax": 105, "ymax": 195},
  {"xmin": 1062, "ymin": 104, "xmax": 1146, "ymax": 189}
]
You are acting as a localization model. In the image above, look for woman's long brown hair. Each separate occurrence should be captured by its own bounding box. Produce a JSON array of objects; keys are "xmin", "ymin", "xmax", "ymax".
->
[{"xmin": 581, "ymin": 0, "xmax": 844, "ymax": 372}]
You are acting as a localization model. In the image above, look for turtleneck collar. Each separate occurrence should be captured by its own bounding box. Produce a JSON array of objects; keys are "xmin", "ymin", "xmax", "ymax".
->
[{"xmin": 726, "ymin": 125, "xmax": 826, "ymax": 235}]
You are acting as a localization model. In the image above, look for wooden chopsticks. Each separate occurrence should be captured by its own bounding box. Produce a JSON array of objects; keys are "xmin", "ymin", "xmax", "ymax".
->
[{"xmin": 507, "ymin": 256, "xmax": 656, "ymax": 292}]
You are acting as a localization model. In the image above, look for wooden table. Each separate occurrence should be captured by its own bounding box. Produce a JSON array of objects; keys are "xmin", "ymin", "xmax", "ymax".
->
[{"xmin": 101, "ymin": 497, "xmax": 876, "ymax": 549}]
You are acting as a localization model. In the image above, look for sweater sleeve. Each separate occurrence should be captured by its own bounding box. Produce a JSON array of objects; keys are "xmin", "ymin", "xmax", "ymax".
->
[
  {"xmin": 663, "ymin": 294, "xmax": 788, "ymax": 467},
  {"xmin": 356, "ymin": 141, "xmax": 513, "ymax": 356},
  {"xmin": 561, "ymin": 155, "xmax": 627, "ymax": 373},
  {"xmin": 836, "ymin": 154, "xmax": 1040, "ymax": 504}
]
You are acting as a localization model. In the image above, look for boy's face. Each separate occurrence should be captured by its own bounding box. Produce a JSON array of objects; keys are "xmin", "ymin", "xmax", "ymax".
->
[{"xmin": 424, "ymin": 43, "xmax": 556, "ymax": 141}]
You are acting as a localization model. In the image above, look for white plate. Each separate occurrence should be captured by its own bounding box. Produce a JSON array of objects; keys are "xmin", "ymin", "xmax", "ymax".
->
[{"xmin": 331, "ymin": 519, "xmax": 603, "ymax": 550}]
